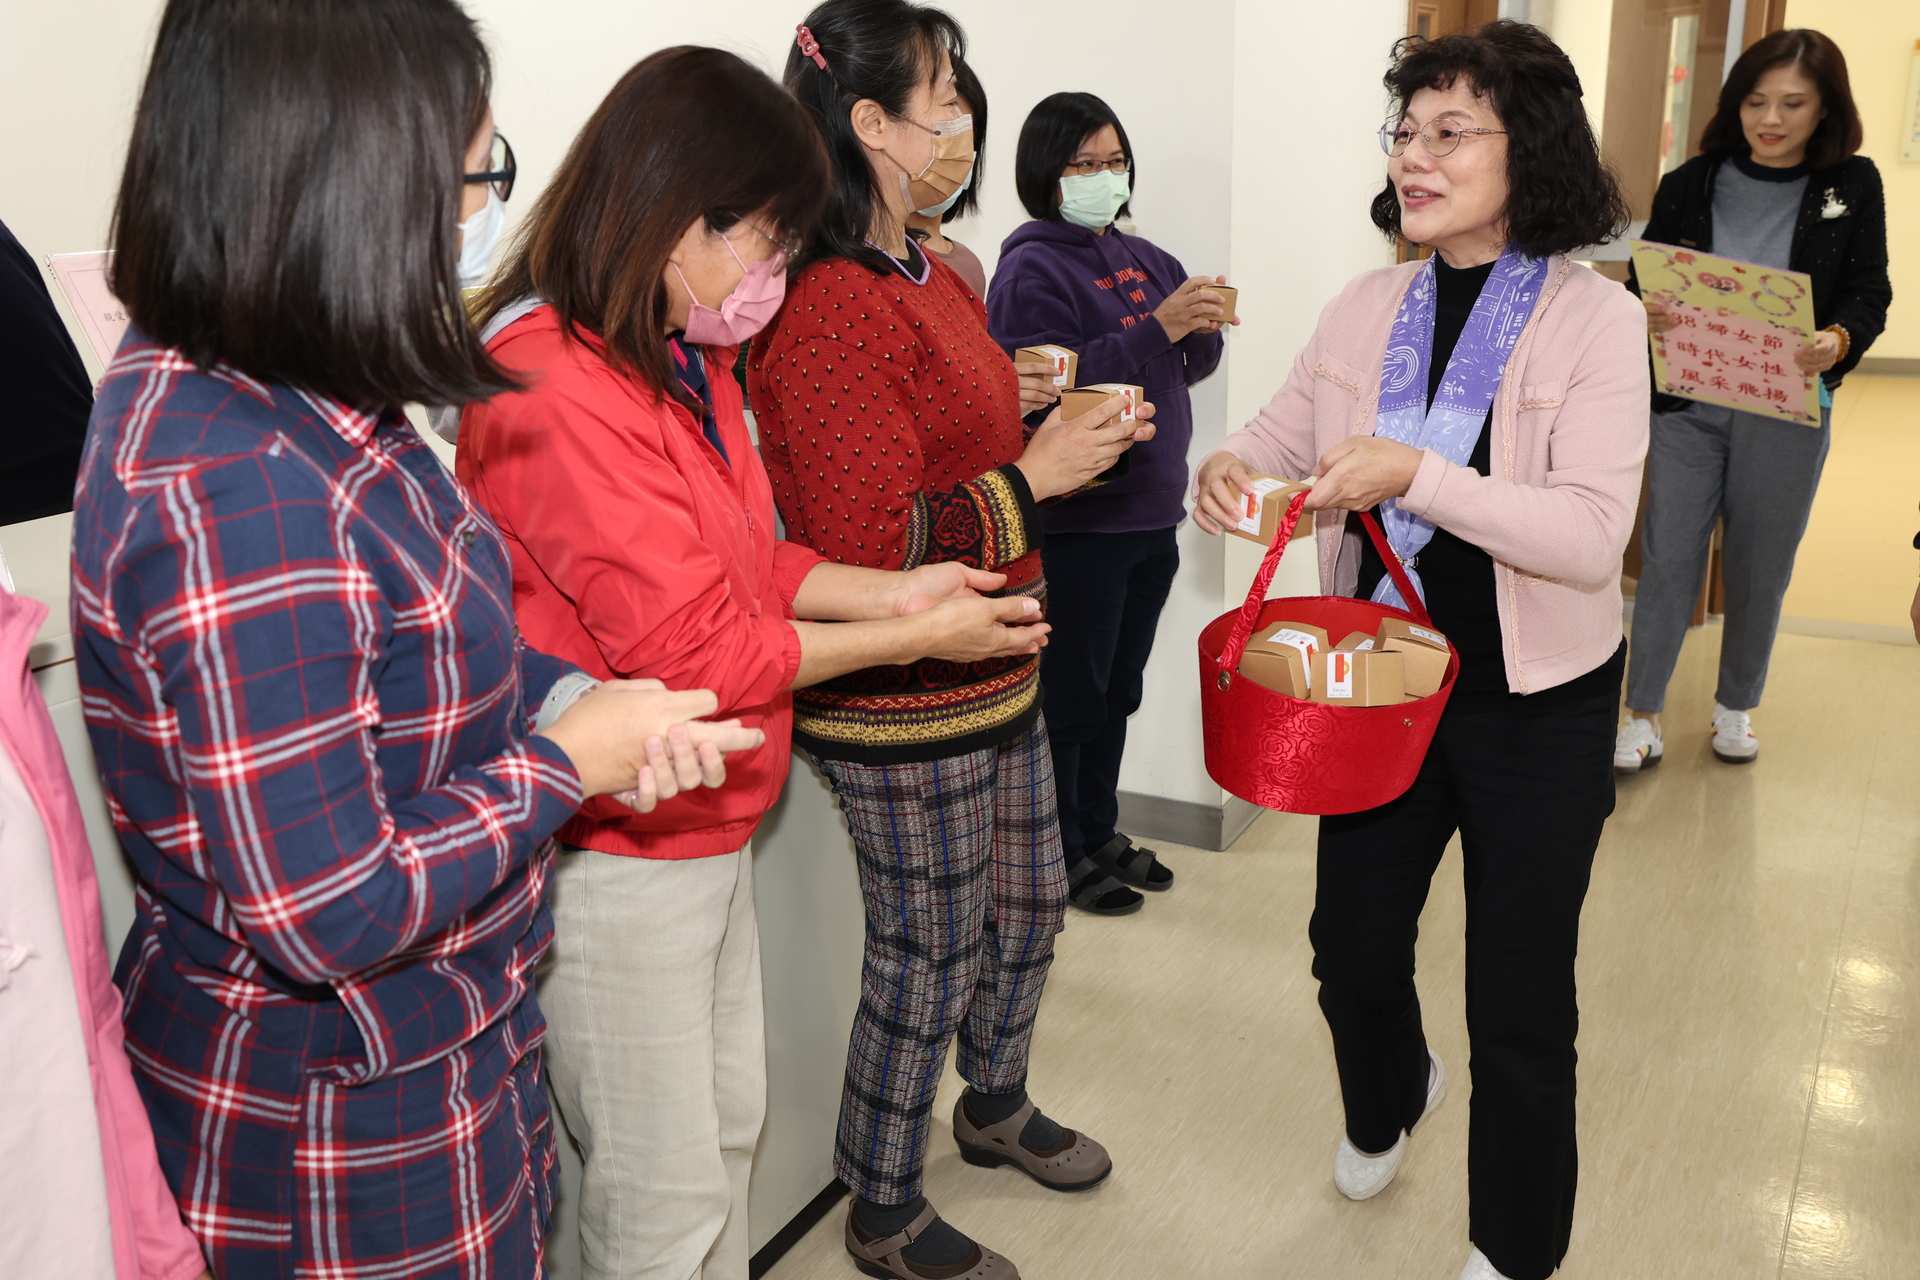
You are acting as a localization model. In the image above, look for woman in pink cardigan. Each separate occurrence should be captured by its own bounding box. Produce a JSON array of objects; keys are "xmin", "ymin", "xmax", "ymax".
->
[{"xmin": 1194, "ymin": 24, "xmax": 1643, "ymax": 1280}]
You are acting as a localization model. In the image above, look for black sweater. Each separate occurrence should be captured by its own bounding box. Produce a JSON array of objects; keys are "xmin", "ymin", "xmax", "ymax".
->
[
  {"xmin": 1358, "ymin": 256, "xmax": 1618, "ymax": 710},
  {"xmin": 1628, "ymin": 152, "xmax": 1891, "ymax": 409}
]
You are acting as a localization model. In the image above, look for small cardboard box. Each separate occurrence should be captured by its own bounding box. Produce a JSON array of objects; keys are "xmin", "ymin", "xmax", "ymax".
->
[
  {"xmin": 1238, "ymin": 620, "xmax": 1330, "ymax": 698},
  {"xmin": 1310, "ymin": 648, "xmax": 1406, "ymax": 706},
  {"xmin": 1228, "ymin": 472, "xmax": 1316, "ymax": 546},
  {"xmin": 1014, "ymin": 344, "xmax": 1078, "ymax": 389},
  {"xmin": 1208, "ymin": 284, "xmax": 1238, "ymax": 325},
  {"xmin": 1334, "ymin": 631, "xmax": 1376, "ymax": 651},
  {"xmin": 1374, "ymin": 617, "xmax": 1451, "ymax": 698},
  {"xmin": 1237, "ymin": 644, "xmax": 1308, "ymax": 699},
  {"xmin": 1060, "ymin": 382, "xmax": 1144, "ymax": 425}
]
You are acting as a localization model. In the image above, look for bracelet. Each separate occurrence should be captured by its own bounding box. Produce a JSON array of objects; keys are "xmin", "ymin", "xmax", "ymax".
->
[{"xmin": 1823, "ymin": 324, "xmax": 1851, "ymax": 363}]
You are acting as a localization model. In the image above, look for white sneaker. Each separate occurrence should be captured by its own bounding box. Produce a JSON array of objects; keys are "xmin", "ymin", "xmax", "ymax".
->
[
  {"xmin": 1457, "ymin": 1247, "xmax": 1513, "ymax": 1280},
  {"xmin": 1710, "ymin": 703, "xmax": 1759, "ymax": 764},
  {"xmin": 1333, "ymin": 1049, "xmax": 1446, "ymax": 1201},
  {"xmin": 1613, "ymin": 717, "xmax": 1663, "ymax": 774}
]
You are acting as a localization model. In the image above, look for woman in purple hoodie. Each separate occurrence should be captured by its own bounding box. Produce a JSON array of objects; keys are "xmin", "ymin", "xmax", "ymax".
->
[{"xmin": 988, "ymin": 91, "xmax": 1231, "ymax": 916}]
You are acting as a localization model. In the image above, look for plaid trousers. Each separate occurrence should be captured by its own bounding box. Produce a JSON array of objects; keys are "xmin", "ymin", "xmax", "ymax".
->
[{"xmin": 815, "ymin": 718, "xmax": 1068, "ymax": 1204}]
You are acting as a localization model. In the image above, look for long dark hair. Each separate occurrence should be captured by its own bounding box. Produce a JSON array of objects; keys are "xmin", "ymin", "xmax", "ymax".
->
[
  {"xmin": 1369, "ymin": 20, "xmax": 1630, "ymax": 259},
  {"xmin": 941, "ymin": 56, "xmax": 987, "ymax": 224},
  {"xmin": 784, "ymin": 0, "xmax": 965, "ymax": 274},
  {"xmin": 111, "ymin": 0, "xmax": 511, "ymax": 409},
  {"xmin": 1699, "ymin": 29, "xmax": 1863, "ymax": 169},
  {"xmin": 1014, "ymin": 91, "xmax": 1134, "ymax": 224},
  {"xmin": 478, "ymin": 47, "xmax": 827, "ymax": 407}
]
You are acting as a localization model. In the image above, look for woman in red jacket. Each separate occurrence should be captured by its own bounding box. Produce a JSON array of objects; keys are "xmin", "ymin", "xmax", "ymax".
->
[
  {"xmin": 749, "ymin": 5, "xmax": 1151, "ymax": 1277},
  {"xmin": 457, "ymin": 48, "xmax": 1045, "ymax": 1280}
]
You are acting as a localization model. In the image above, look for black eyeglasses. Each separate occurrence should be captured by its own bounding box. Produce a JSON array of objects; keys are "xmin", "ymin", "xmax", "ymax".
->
[
  {"xmin": 464, "ymin": 132, "xmax": 516, "ymax": 201},
  {"xmin": 1062, "ymin": 157, "xmax": 1131, "ymax": 177}
]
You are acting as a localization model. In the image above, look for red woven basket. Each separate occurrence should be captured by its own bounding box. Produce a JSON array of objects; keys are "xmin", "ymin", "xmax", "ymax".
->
[{"xmin": 1199, "ymin": 491, "xmax": 1458, "ymax": 816}]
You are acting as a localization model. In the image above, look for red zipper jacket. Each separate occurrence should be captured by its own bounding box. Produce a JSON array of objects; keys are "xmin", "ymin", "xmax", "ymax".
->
[{"xmin": 458, "ymin": 306, "xmax": 822, "ymax": 859}]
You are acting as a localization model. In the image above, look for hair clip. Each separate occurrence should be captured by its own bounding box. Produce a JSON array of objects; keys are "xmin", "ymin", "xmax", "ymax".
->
[{"xmin": 796, "ymin": 25, "xmax": 829, "ymax": 71}]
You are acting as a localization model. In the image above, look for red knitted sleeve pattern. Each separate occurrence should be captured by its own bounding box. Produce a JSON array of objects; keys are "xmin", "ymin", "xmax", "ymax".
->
[{"xmin": 751, "ymin": 263, "xmax": 1042, "ymax": 576}]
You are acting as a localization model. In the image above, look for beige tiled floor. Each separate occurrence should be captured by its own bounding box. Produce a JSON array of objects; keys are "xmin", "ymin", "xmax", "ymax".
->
[
  {"xmin": 764, "ymin": 623, "xmax": 1920, "ymax": 1280},
  {"xmin": 1779, "ymin": 374, "xmax": 1920, "ymax": 634}
]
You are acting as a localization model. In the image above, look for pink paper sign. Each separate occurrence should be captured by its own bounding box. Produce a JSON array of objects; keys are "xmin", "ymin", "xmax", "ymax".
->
[
  {"xmin": 47, "ymin": 251, "xmax": 130, "ymax": 368},
  {"xmin": 1629, "ymin": 240, "xmax": 1821, "ymax": 428}
]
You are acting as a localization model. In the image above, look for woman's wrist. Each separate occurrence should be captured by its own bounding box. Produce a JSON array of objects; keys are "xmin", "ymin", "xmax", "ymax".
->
[
  {"xmin": 1012, "ymin": 455, "xmax": 1061, "ymax": 503},
  {"xmin": 533, "ymin": 670, "xmax": 602, "ymax": 732}
]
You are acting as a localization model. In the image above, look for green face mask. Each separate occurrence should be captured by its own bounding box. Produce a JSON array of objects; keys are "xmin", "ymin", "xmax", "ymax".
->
[{"xmin": 1057, "ymin": 170, "xmax": 1130, "ymax": 230}]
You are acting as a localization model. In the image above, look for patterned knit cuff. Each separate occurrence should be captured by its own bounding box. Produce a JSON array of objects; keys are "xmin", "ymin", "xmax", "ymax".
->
[
  {"xmin": 903, "ymin": 465, "xmax": 1045, "ymax": 571},
  {"xmin": 989, "ymin": 464, "xmax": 1045, "ymax": 559}
]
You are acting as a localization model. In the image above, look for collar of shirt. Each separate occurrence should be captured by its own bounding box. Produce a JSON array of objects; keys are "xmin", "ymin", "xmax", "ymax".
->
[
  {"xmin": 867, "ymin": 237, "xmax": 931, "ymax": 286},
  {"xmin": 293, "ymin": 385, "xmax": 384, "ymax": 447}
]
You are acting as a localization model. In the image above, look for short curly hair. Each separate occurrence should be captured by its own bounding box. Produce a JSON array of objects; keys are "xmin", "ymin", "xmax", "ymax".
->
[{"xmin": 1370, "ymin": 20, "xmax": 1629, "ymax": 259}]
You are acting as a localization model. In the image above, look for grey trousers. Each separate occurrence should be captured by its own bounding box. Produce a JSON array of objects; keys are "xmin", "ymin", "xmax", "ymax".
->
[{"xmin": 1625, "ymin": 399, "xmax": 1830, "ymax": 714}]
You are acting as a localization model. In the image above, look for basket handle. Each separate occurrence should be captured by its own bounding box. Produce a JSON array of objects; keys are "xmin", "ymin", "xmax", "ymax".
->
[{"xmin": 1215, "ymin": 491, "xmax": 1432, "ymax": 677}]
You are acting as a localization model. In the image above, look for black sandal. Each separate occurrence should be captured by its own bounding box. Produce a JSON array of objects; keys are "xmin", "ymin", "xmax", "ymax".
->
[
  {"xmin": 1065, "ymin": 855, "xmax": 1143, "ymax": 915},
  {"xmin": 1089, "ymin": 834, "xmax": 1174, "ymax": 891}
]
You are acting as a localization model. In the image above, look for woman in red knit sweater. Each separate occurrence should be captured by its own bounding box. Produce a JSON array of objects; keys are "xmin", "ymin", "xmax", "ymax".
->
[
  {"xmin": 751, "ymin": 5, "xmax": 1152, "ymax": 1278},
  {"xmin": 458, "ymin": 49, "xmax": 1049, "ymax": 1280}
]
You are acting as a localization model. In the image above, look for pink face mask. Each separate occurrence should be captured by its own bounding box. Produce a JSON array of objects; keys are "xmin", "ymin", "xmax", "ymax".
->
[{"xmin": 672, "ymin": 233, "xmax": 787, "ymax": 346}]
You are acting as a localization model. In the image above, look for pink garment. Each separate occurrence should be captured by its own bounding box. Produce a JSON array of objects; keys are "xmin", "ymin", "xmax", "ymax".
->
[
  {"xmin": 0, "ymin": 591, "xmax": 205, "ymax": 1280},
  {"xmin": 927, "ymin": 236, "xmax": 987, "ymax": 298},
  {"xmin": 1200, "ymin": 256, "xmax": 1650, "ymax": 694}
]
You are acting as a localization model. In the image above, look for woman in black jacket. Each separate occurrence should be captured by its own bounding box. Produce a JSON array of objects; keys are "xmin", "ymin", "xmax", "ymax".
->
[{"xmin": 1616, "ymin": 28, "xmax": 1890, "ymax": 773}]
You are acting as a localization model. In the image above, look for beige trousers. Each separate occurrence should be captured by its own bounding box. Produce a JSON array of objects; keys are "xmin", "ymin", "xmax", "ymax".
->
[{"xmin": 540, "ymin": 844, "xmax": 765, "ymax": 1280}]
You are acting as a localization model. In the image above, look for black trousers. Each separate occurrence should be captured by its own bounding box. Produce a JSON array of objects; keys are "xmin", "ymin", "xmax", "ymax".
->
[
  {"xmin": 1038, "ymin": 526, "xmax": 1180, "ymax": 867},
  {"xmin": 1311, "ymin": 666, "xmax": 1620, "ymax": 1280}
]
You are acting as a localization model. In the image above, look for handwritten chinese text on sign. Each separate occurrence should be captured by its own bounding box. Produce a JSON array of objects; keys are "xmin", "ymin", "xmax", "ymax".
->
[{"xmin": 1628, "ymin": 239, "xmax": 1820, "ymax": 428}]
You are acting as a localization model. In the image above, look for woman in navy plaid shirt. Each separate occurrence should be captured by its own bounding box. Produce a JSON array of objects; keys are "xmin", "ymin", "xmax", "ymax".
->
[{"xmin": 70, "ymin": 2, "xmax": 759, "ymax": 1276}]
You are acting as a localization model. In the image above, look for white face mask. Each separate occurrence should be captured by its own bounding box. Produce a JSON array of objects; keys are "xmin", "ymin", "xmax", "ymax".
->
[{"xmin": 456, "ymin": 189, "xmax": 505, "ymax": 287}]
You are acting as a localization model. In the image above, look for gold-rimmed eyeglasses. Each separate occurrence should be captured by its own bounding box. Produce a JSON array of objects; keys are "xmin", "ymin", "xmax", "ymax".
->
[
  {"xmin": 742, "ymin": 220, "xmax": 802, "ymax": 261},
  {"xmin": 1378, "ymin": 120, "xmax": 1506, "ymax": 158}
]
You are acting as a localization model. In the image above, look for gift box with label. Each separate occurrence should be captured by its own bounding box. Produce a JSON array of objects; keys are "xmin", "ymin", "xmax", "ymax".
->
[
  {"xmin": 1060, "ymin": 382, "xmax": 1144, "ymax": 424},
  {"xmin": 1310, "ymin": 647, "xmax": 1406, "ymax": 706},
  {"xmin": 1014, "ymin": 344, "xmax": 1078, "ymax": 389},
  {"xmin": 1235, "ymin": 620, "xmax": 1330, "ymax": 699},
  {"xmin": 1374, "ymin": 617, "xmax": 1451, "ymax": 698},
  {"xmin": 1227, "ymin": 472, "xmax": 1315, "ymax": 546}
]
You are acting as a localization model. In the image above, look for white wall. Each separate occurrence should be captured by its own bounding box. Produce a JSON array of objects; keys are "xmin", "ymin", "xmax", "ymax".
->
[
  {"xmin": 1117, "ymin": 0, "xmax": 1405, "ymax": 809},
  {"xmin": 1784, "ymin": 0, "xmax": 1918, "ymax": 360},
  {"xmin": 1542, "ymin": 0, "xmax": 1616, "ymax": 142},
  {"xmin": 2, "ymin": 1, "xmax": 166, "ymax": 380}
]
